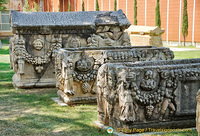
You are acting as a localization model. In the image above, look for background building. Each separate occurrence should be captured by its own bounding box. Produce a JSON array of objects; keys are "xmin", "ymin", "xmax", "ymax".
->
[{"xmin": 1, "ymin": 0, "xmax": 200, "ymax": 46}]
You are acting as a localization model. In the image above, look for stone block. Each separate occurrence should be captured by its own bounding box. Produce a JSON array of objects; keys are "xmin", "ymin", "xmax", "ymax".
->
[
  {"xmin": 126, "ymin": 25, "xmax": 164, "ymax": 47},
  {"xmin": 55, "ymin": 46, "xmax": 174, "ymax": 105},
  {"xmin": 97, "ymin": 58, "xmax": 200, "ymax": 133},
  {"xmin": 10, "ymin": 10, "xmax": 131, "ymax": 88}
]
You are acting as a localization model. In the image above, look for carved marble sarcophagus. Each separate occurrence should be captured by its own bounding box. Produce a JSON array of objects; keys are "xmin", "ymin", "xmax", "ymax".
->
[
  {"xmin": 10, "ymin": 10, "xmax": 131, "ymax": 88},
  {"xmin": 197, "ymin": 89, "xmax": 200, "ymax": 136},
  {"xmin": 97, "ymin": 59, "xmax": 200, "ymax": 133},
  {"xmin": 55, "ymin": 46, "xmax": 174, "ymax": 105}
]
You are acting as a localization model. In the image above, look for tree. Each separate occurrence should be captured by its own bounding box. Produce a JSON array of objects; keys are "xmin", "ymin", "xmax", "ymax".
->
[
  {"xmin": 23, "ymin": 0, "xmax": 32, "ymax": 11},
  {"xmin": 134, "ymin": 0, "xmax": 137, "ymax": 25},
  {"xmin": 182, "ymin": 0, "xmax": 188, "ymax": 46},
  {"xmin": 33, "ymin": 1, "xmax": 39, "ymax": 12},
  {"xmin": 0, "ymin": 0, "xmax": 7, "ymax": 11},
  {"xmin": 82, "ymin": 0, "xmax": 85, "ymax": 11},
  {"xmin": 155, "ymin": 0, "xmax": 161, "ymax": 28},
  {"xmin": 96, "ymin": 0, "xmax": 99, "ymax": 11},
  {"xmin": 68, "ymin": 0, "xmax": 71, "ymax": 11},
  {"xmin": 114, "ymin": 0, "xmax": 117, "ymax": 11}
]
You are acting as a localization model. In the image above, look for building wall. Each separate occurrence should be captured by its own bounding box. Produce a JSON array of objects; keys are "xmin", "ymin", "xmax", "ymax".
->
[
  {"xmin": 2, "ymin": 0, "xmax": 199, "ymax": 44},
  {"xmin": 72, "ymin": 0, "xmax": 200, "ymax": 43}
]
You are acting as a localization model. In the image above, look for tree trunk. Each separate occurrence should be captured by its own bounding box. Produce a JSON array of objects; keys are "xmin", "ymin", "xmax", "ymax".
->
[{"xmin": 184, "ymin": 35, "xmax": 185, "ymax": 47}]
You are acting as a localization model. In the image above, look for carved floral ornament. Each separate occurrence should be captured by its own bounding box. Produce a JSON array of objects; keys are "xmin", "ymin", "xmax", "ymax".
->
[
  {"xmin": 72, "ymin": 57, "xmax": 99, "ymax": 94},
  {"xmin": 13, "ymin": 37, "xmax": 62, "ymax": 73},
  {"xmin": 103, "ymin": 49, "xmax": 174, "ymax": 63}
]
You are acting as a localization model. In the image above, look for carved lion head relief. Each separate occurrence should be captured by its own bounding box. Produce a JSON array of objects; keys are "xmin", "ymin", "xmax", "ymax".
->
[
  {"xmin": 32, "ymin": 39, "xmax": 44, "ymax": 50},
  {"xmin": 75, "ymin": 57, "xmax": 94, "ymax": 72}
]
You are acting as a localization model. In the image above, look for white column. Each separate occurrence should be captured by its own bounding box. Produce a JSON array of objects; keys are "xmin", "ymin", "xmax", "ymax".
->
[
  {"xmin": 145, "ymin": 0, "xmax": 147, "ymax": 26},
  {"xmin": 179, "ymin": 0, "xmax": 182, "ymax": 45},
  {"xmin": 47, "ymin": 0, "xmax": 49, "ymax": 12},
  {"xmin": 166, "ymin": 0, "xmax": 169, "ymax": 45},
  {"xmin": 87, "ymin": 0, "xmax": 89, "ymax": 11},
  {"xmin": 126, "ymin": 0, "xmax": 127, "ymax": 15},
  {"xmin": 75, "ymin": 0, "xmax": 76, "ymax": 11},
  {"xmin": 109, "ymin": 0, "xmax": 110, "ymax": 11},
  {"xmin": 22, "ymin": 0, "xmax": 24, "ymax": 11},
  {"xmin": 81, "ymin": 0, "xmax": 82, "ymax": 11},
  {"xmin": 192, "ymin": 0, "xmax": 196, "ymax": 46},
  {"xmin": 53, "ymin": 0, "xmax": 54, "ymax": 12},
  {"xmin": 63, "ymin": 0, "xmax": 64, "ymax": 11},
  {"xmin": 40, "ymin": 0, "xmax": 44, "ymax": 11},
  {"xmin": 94, "ymin": 0, "xmax": 96, "ymax": 10},
  {"xmin": 101, "ymin": 0, "xmax": 103, "ymax": 10},
  {"xmin": 117, "ymin": 0, "xmax": 119, "ymax": 10}
]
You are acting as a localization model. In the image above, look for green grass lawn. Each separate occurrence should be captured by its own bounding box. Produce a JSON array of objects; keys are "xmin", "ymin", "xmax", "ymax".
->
[
  {"xmin": 0, "ymin": 46, "xmax": 199, "ymax": 136},
  {"xmin": 174, "ymin": 50, "xmax": 200, "ymax": 59}
]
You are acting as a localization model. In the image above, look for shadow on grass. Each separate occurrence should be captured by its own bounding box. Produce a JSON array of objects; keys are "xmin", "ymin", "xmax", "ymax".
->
[
  {"xmin": 0, "ymin": 114, "xmax": 106, "ymax": 136},
  {"xmin": 0, "ymin": 84, "xmax": 107, "ymax": 136}
]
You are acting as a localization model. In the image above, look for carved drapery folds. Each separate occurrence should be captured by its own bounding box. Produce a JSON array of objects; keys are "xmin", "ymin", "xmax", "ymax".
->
[
  {"xmin": 97, "ymin": 59, "xmax": 200, "ymax": 132},
  {"xmin": 55, "ymin": 46, "xmax": 174, "ymax": 105}
]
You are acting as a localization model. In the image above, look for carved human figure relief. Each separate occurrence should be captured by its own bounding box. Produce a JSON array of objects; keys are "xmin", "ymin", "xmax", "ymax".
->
[
  {"xmin": 118, "ymin": 69, "xmax": 138, "ymax": 122},
  {"xmin": 159, "ymin": 70, "xmax": 177, "ymax": 121},
  {"xmin": 87, "ymin": 26, "xmax": 131, "ymax": 47},
  {"xmin": 140, "ymin": 70, "xmax": 157, "ymax": 91},
  {"xmin": 13, "ymin": 38, "xmax": 26, "ymax": 75},
  {"xmin": 32, "ymin": 39, "xmax": 44, "ymax": 50}
]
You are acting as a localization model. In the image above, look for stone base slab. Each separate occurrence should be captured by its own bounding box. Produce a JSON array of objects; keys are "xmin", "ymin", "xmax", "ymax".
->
[
  {"xmin": 57, "ymin": 90, "xmax": 97, "ymax": 105},
  {"xmin": 12, "ymin": 75, "xmax": 56, "ymax": 88}
]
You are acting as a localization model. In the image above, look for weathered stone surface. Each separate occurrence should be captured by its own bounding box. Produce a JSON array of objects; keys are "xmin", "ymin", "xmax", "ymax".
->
[
  {"xmin": 197, "ymin": 89, "xmax": 200, "ymax": 136},
  {"xmin": 126, "ymin": 25, "xmax": 164, "ymax": 47},
  {"xmin": 55, "ymin": 46, "xmax": 174, "ymax": 104},
  {"xmin": 10, "ymin": 10, "xmax": 131, "ymax": 88},
  {"xmin": 11, "ymin": 10, "xmax": 130, "ymax": 29},
  {"xmin": 97, "ymin": 58, "xmax": 200, "ymax": 133},
  {"xmin": 10, "ymin": 35, "xmax": 61, "ymax": 88}
]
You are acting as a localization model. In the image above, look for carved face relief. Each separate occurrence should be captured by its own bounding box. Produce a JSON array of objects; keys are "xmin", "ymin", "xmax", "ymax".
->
[
  {"xmin": 144, "ymin": 70, "xmax": 153, "ymax": 80},
  {"xmin": 75, "ymin": 58, "xmax": 94, "ymax": 72},
  {"xmin": 32, "ymin": 39, "xmax": 44, "ymax": 50},
  {"xmin": 140, "ymin": 70, "xmax": 157, "ymax": 91},
  {"xmin": 146, "ymin": 105, "xmax": 154, "ymax": 118},
  {"xmin": 71, "ymin": 38, "xmax": 80, "ymax": 48},
  {"xmin": 110, "ymin": 26, "xmax": 121, "ymax": 33}
]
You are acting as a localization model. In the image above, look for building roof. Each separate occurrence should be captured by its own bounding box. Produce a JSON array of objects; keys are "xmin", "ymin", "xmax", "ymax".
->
[{"xmin": 11, "ymin": 10, "xmax": 131, "ymax": 29}]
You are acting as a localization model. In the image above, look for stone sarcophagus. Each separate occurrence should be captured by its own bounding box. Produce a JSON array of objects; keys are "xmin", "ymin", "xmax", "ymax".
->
[
  {"xmin": 126, "ymin": 25, "xmax": 164, "ymax": 47},
  {"xmin": 97, "ymin": 59, "xmax": 200, "ymax": 132},
  {"xmin": 197, "ymin": 89, "xmax": 200, "ymax": 136},
  {"xmin": 55, "ymin": 46, "xmax": 174, "ymax": 105},
  {"xmin": 10, "ymin": 10, "xmax": 131, "ymax": 88}
]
